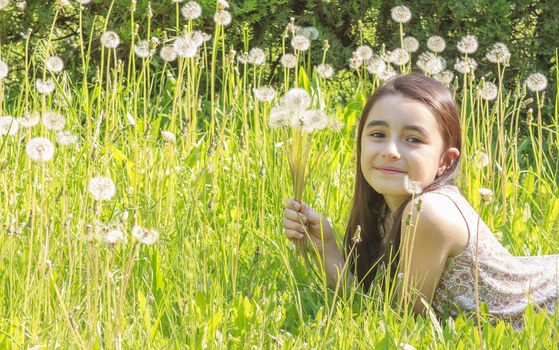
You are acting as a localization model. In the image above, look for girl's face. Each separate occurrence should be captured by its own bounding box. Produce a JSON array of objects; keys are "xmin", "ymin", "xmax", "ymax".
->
[{"xmin": 360, "ymin": 94, "xmax": 459, "ymax": 206}]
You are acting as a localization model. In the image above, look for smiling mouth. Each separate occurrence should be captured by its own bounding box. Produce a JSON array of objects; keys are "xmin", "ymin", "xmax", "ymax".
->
[{"xmin": 374, "ymin": 168, "xmax": 406, "ymax": 174}]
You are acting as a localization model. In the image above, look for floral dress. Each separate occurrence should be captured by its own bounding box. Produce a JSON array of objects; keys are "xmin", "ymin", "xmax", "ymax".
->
[{"xmin": 428, "ymin": 184, "xmax": 559, "ymax": 330}]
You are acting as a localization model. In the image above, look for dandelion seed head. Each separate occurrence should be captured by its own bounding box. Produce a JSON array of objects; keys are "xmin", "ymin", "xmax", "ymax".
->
[
  {"xmin": 26, "ymin": 137, "xmax": 55, "ymax": 162},
  {"xmin": 316, "ymin": 63, "xmax": 334, "ymax": 79},
  {"xmin": 236, "ymin": 51, "xmax": 249, "ymax": 64},
  {"xmin": 213, "ymin": 10, "xmax": 232, "ymax": 26},
  {"xmin": 268, "ymin": 105, "xmax": 290, "ymax": 129},
  {"xmin": 88, "ymin": 176, "xmax": 116, "ymax": 201},
  {"xmin": 36, "ymin": 78, "xmax": 55, "ymax": 95},
  {"xmin": 457, "ymin": 35, "xmax": 478, "ymax": 54},
  {"xmin": 473, "ymin": 150, "xmax": 489, "ymax": 168},
  {"xmin": 378, "ymin": 65, "xmax": 397, "ymax": 80},
  {"xmin": 132, "ymin": 225, "xmax": 159, "ymax": 245},
  {"xmin": 217, "ymin": 0, "xmax": 229, "ymax": 9},
  {"xmin": 427, "ymin": 35, "xmax": 446, "ymax": 53},
  {"xmin": 390, "ymin": 5, "xmax": 412, "ymax": 23},
  {"xmin": 0, "ymin": 0, "xmax": 9, "ymax": 10},
  {"xmin": 76, "ymin": 0, "xmax": 91, "ymax": 4},
  {"xmin": 486, "ymin": 42, "xmax": 510, "ymax": 64},
  {"xmin": 190, "ymin": 30, "xmax": 204, "ymax": 46},
  {"xmin": 301, "ymin": 109, "xmax": 329, "ymax": 133},
  {"xmin": 349, "ymin": 53, "xmax": 363, "ymax": 70},
  {"xmin": 46, "ymin": 56, "xmax": 64, "ymax": 73},
  {"xmin": 134, "ymin": 39, "xmax": 156, "ymax": 58},
  {"xmin": 254, "ymin": 86, "xmax": 277, "ymax": 102},
  {"xmin": 100, "ymin": 31, "xmax": 120, "ymax": 49},
  {"xmin": 248, "ymin": 47, "xmax": 266, "ymax": 65},
  {"xmin": 42, "ymin": 111, "xmax": 66, "ymax": 131},
  {"xmin": 296, "ymin": 26, "xmax": 319, "ymax": 40},
  {"xmin": 366, "ymin": 54, "xmax": 386, "ymax": 75},
  {"xmin": 173, "ymin": 36, "xmax": 198, "ymax": 58},
  {"xmin": 180, "ymin": 1, "xmax": 202, "ymax": 20},
  {"xmin": 281, "ymin": 88, "xmax": 311, "ymax": 112},
  {"xmin": 454, "ymin": 57, "xmax": 477, "ymax": 74},
  {"xmin": 479, "ymin": 81, "xmax": 498, "ymax": 101},
  {"xmin": 433, "ymin": 70, "xmax": 455, "ymax": 87},
  {"xmin": 56, "ymin": 130, "xmax": 78, "ymax": 146},
  {"xmin": 159, "ymin": 45, "xmax": 177, "ymax": 62},
  {"xmin": 525, "ymin": 72, "xmax": 548, "ymax": 92},
  {"xmin": 105, "ymin": 228, "xmax": 125, "ymax": 244},
  {"xmin": 291, "ymin": 35, "xmax": 310, "ymax": 52},
  {"xmin": 0, "ymin": 116, "xmax": 19, "ymax": 135},
  {"xmin": 404, "ymin": 176, "xmax": 422, "ymax": 195},
  {"xmin": 18, "ymin": 112, "xmax": 40, "ymax": 128},
  {"xmin": 478, "ymin": 188, "xmax": 493, "ymax": 203},
  {"xmin": 280, "ymin": 53, "xmax": 297, "ymax": 69},
  {"xmin": 0, "ymin": 59, "xmax": 9, "ymax": 79},
  {"xmin": 126, "ymin": 112, "xmax": 136, "ymax": 126},
  {"xmin": 201, "ymin": 32, "xmax": 212, "ymax": 42},
  {"xmin": 416, "ymin": 52, "xmax": 443, "ymax": 75},
  {"xmin": 355, "ymin": 45, "xmax": 373, "ymax": 61},
  {"xmin": 161, "ymin": 130, "xmax": 176, "ymax": 144},
  {"xmin": 402, "ymin": 36, "xmax": 419, "ymax": 52},
  {"xmin": 389, "ymin": 48, "xmax": 409, "ymax": 66}
]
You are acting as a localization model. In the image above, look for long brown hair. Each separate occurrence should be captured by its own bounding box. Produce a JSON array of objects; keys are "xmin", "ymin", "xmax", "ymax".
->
[{"xmin": 344, "ymin": 73, "xmax": 462, "ymax": 290}]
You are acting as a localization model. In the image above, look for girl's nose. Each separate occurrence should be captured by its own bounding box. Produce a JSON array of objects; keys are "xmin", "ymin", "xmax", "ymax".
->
[{"xmin": 382, "ymin": 140, "xmax": 401, "ymax": 159}]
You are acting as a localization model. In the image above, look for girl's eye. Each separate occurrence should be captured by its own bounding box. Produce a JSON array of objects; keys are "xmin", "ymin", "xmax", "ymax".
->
[
  {"xmin": 406, "ymin": 137, "xmax": 422, "ymax": 144},
  {"xmin": 369, "ymin": 132, "xmax": 384, "ymax": 138}
]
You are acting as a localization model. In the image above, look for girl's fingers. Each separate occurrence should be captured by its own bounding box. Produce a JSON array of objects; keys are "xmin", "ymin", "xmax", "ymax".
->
[
  {"xmin": 284, "ymin": 229, "xmax": 304, "ymax": 240},
  {"xmin": 283, "ymin": 208, "xmax": 307, "ymax": 224},
  {"xmin": 283, "ymin": 198, "xmax": 301, "ymax": 211},
  {"xmin": 283, "ymin": 218, "xmax": 305, "ymax": 233}
]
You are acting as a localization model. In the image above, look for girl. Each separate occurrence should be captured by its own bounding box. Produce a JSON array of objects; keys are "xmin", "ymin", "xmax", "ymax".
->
[{"xmin": 282, "ymin": 73, "xmax": 558, "ymax": 330}]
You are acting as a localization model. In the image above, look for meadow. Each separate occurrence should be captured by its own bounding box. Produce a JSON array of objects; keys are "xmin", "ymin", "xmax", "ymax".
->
[{"xmin": 0, "ymin": 1, "xmax": 558, "ymax": 348}]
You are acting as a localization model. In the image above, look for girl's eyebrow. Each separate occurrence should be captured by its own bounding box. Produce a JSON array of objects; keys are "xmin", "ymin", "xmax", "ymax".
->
[{"xmin": 365, "ymin": 120, "xmax": 431, "ymax": 137}]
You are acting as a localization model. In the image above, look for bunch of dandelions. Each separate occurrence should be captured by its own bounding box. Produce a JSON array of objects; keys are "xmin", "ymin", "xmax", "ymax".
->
[{"xmin": 269, "ymin": 88, "xmax": 331, "ymax": 254}]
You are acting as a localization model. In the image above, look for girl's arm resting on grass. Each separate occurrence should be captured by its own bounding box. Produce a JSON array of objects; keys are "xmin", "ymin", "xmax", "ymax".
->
[{"xmin": 396, "ymin": 194, "xmax": 469, "ymax": 315}]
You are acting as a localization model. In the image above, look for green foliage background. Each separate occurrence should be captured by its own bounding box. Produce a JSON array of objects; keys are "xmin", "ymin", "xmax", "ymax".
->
[{"xmin": 1, "ymin": 0, "xmax": 557, "ymax": 84}]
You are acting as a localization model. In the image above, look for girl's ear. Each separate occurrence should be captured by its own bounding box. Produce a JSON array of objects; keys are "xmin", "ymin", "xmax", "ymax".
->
[{"xmin": 437, "ymin": 147, "xmax": 460, "ymax": 176}]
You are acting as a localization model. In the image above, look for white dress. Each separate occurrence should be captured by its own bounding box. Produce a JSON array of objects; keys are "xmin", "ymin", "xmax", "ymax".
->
[{"xmin": 428, "ymin": 184, "xmax": 559, "ymax": 330}]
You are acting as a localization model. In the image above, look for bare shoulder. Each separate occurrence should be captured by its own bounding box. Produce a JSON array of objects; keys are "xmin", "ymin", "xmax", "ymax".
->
[{"xmin": 402, "ymin": 192, "xmax": 469, "ymax": 257}]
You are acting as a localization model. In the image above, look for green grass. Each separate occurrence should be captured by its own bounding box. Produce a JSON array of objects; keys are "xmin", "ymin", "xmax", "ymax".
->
[{"xmin": 0, "ymin": 2, "xmax": 559, "ymax": 349}]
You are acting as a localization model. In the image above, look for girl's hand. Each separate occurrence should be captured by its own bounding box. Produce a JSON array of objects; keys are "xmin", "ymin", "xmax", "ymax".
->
[{"xmin": 283, "ymin": 199, "xmax": 335, "ymax": 253}]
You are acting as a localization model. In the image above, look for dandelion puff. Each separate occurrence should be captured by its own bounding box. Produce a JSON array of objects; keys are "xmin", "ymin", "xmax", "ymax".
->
[
  {"xmin": 132, "ymin": 225, "xmax": 159, "ymax": 245},
  {"xmin": 433, "ymin": 70, "xmax": 455, "ymax": 87},
  {"xmin": 159, "ymin": 45, "xmax": 177, "ymax": 62},
  {"xmin": 473, "ymin": 150, "xmax": 489, "ymax": 168},
  {"xmin": 105, "ymin": 228, "xmax": 125, "ymax": 244},
  {"xmin": 296, "ymin": 26, "xmax": 319, "ymax": 40},
  {"xmin": 0, "ymin": 116, "xmax": 19, "ymax": 135},
  {"xmin": 349, "ymin": 53, "xmax": 363, "ymax": 70},
  {"xmin": 18, "ymin": 112, "xmax": 40, "ymax": 128},
  {"xmin": 213, "ymin": 10, "xmax": 232, "ymax": 26},
  {"xmin": 525, "ymin": 72, "xmax": 548, "ymax": 92},
  {"xmin": 457, "ymin": 35, "xmax": 478, "ymax": 54},
  {"xmin": 76, "ymin": 0, "xmax": 91, "ymax": 4},
  {"xmin": 301, "ymin": 109, "xmax": 329, "ymax": 133},
  {"xmin": 254, "ymin": 86, "xmax": 277, "ymax": 102},
  {"xmin": 88, "ymin": 176, "xmax": 116, "ymax": 201},
  {"xmin": 100, "ymin": 31, "xmax": 120, "ymax": 49},
  {"xmin": 217, "ymin": 0, "xmax": 229, "ymax": 9},
  {"xmin": 417, "ymin": 52, "xmax": 443, "ymax": 75},
  {"xmin": 485, "ymin": 42, "xmax": 510, "ymax": 64},
  {"xmin": 26, "ymin": 137, "xmax": 55, "ymax": 162},
  {"xmin": 56, "ymin": 130, "xmax": 78, "ymax": 146},
  {"xmin": 134, "ymin": 39, "xmax": 155, "ymax": 58},
  {"xmin": 0, "ymin": 0, "xmax": 9, "ymax": 10},
  {"xmin": 180, "ymin": 1, "xmax": 202, "ymax": 20},
  {"xmin": 355, "ymin": 45, "xmax": 373, "ymax": 61},
  {"xmin": 427, "ymin": 35, "xmax": 446, "ymax": 53},
  {"xmin": 0, "ymin": 59, "xmax": 9, "ymax": 79},
  {"xmin": 390, "ymin": 5, "xmax": 412, "ymax": 23},
  {"xmin": 190, "ymin": 31, "xmax": 204, "ymax": 46},
  {"xmin": 479, "ymin": 81, "xmax": 498, "ymax": 101},
  {"xmin": 404, "ymin": 176, "xmax": 422, "ymax": 195},
  {"xmin": 201, "ymin": 32, "xmax": 212, "ymax": 42},
  {"xmin": 478, "ymin": 188, "xmax": 493, "ymax": 203},
  {"xmin": 161, "ymin": 130, "xmax": 176, "ymax": 144},
  {"xmin": 126, "ymin": 112, "xmax": 136, "ymax": 126},
  {"xmin": 390, "ymin": 48, "xmax": 409, "ymax": 66},
  {"xmin": 280, "ymin": 53, "xmax": 297, "ymax": 69},
  {"xmin": 378, "ymin": 65, "xmax": 397, "ymax": 80},
  {"xmin": 248, "ymin": 47, "xmax": 266, "ymax": 65},
  {"xmin": 236, "ymin": 52, "xmax": 250, "ymax": 64},
  {"xmin": 268, "ymin": 105, "xmax": 290, "ymax": 129},
  {"xmin": 454, "ymin": 57, "xmax": 477, "ymax": 74},
  {"xmin": 46, "ymin": 56, "xmax": 64, "ymax": 73},
  {"xmin": 291, "ymin": 35, "xmax": 310, "ymax": 52},
  {"xmin": 402, "ymin": 36, "xmax": 419, "ymax": 52},
  {"xmin": 36, "ymin": 78, "xmax": 55, "ymax": 95},
  {"xmin": 366, "ymin": 54, "xmax": 386, "ymax": 75},
  {"xmin": 316, "ymin": 63, "xmax": 334, "ymax": 79},
  {"xmin": 42, "ymin": 111, "xmax": 66, "ymax": 131},
  {"xmin": 173, "ymin": 36, "xmax": 198, "ymax": 58},
  {"xmin": 281, "ymin": 88, "xmax": 311, "ymax": 113}
]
